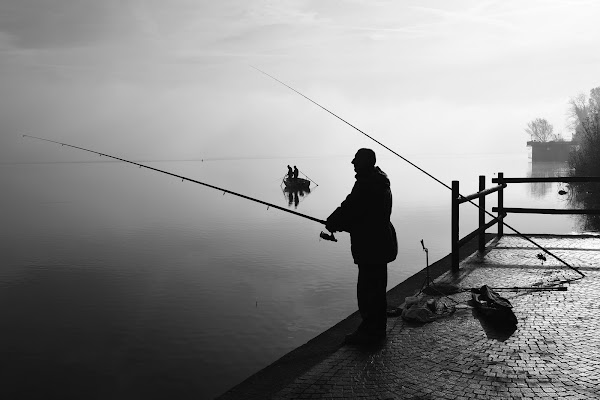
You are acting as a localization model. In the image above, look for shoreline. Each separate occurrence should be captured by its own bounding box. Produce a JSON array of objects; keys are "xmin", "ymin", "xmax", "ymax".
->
[{"xmin": 216, "ymin": 233, "xmax": 496, "ymax": 400}]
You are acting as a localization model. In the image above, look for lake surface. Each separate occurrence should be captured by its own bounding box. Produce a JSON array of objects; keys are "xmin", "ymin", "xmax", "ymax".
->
[{"xmin": 0, "ymin": 151, "xmax": 583, "ymax": 399}]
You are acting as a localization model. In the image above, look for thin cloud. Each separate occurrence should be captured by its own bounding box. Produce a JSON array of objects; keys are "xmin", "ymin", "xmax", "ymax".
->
[
  {"xmin": 126, "ymin": 0, "xmax": 166, "ymax": 45},
  {"xmin": 410, "ymin": 3, "xmax": 521, "ymax": 33},
  {"xmin": 329, "ymin": 24, "xmax": 432, "ymax": 38},
  {"xmin": 0, "ymin": 0, "xmax": 135, "ymax": 49}
]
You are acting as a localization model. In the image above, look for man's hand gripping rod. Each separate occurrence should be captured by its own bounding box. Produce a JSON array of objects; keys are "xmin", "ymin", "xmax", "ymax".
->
[{"xmin": 320, "ymin": 231, "xmax": 337, "ymax": 242}]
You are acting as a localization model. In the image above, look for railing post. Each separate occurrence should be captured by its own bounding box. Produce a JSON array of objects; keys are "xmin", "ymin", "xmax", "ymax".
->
[
  {"xmin": 451, "ymin": 180, "xmax": 459, "ymax": 271},
  {"xmin": 497, "ymin": 172, "xmax": 504, "ymax": 237},
  {"xmin": 479, "ymin": 175, "xmax": 485, "ymax": 253}
]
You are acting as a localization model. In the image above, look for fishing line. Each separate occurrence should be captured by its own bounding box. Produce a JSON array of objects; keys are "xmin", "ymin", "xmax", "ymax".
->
[
  {"xmin": 298, "ymin": 169, "xmax": 318, "ymax": 186},
  {"xmin": 252, "ymin": 66, "xmax": 585, "ymax": 280},
  {"xmin": 23, "ymin": 135, "xmax": 329, "ymax": 229}
]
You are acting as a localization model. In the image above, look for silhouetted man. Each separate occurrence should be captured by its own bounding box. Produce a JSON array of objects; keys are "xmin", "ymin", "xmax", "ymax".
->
[
  {"xmin": 287, "ymin": 165, "xmax": 293, "ymax": 179},
  {"xmin": 293, "ymin": 165, "xmax": 299, "ymax": 179},
  {"xmin": 326, "ymin": 148, "xmax": 397, "ymax": 345}
]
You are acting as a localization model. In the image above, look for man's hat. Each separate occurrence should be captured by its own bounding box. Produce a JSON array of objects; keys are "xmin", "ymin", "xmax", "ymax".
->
[{"xmin": 352, "ymin": 148, "xmax": 376, "ymax": 166}]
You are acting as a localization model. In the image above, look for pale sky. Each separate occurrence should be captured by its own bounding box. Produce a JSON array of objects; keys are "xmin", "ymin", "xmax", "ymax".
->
[{"xmin": 1, "ymin": 0, "xmax": 600, "ymax": 163}]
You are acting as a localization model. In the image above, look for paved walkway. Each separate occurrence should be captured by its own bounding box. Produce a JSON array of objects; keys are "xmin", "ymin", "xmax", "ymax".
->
[{"xmin": 270, "ymin": 235, "xmax": 600, "ymax": 399}]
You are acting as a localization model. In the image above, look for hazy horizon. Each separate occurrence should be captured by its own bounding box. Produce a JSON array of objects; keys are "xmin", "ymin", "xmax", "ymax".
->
[{"xmin": 2, "ymin": 1, "xmax": 600, "ymax": 168}]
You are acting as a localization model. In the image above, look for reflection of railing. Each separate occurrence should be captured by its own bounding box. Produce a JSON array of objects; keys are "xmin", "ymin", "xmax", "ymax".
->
[{"xmin": 451, "ymin": 176, "xmax": 506, "ymax": 271}]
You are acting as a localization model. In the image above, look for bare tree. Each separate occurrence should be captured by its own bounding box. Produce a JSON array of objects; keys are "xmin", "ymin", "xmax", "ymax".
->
[
  {"xmin": 568, "ymin": 87, "xmax": 600, "ymax": 229},
  {"xmin": 589, "ymin": 87, "xmax": 600, "ymax": 112},
  {"xmin": 568, "ymin": 87, "xmax": 600, "ymax": 141},
  {"xmin": 525, "ymin": 118, "xmax": 555, "ymax": 142},
  {"xmin": 569, "ymin": 86, "xmax": 600, "ymax": 176}
]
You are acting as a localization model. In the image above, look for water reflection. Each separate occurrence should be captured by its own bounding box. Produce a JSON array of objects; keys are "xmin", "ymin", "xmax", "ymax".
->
[
  {"xmin": 567, "ymin": 179, "xmax": 600, "ymax": 232},
  {"xmin": 526, "ymin": 160, "xmax": 600, "ymax": 232},
  {"xmin": 281, "ymin": 175, "xmax": 313, "ymax": 209},
  {"xmin": 282, "ymin": 186, "xmax": 311, "ymax": 209},
  {"xmin": 527, "ymin": 161, "xmax": 571, "ymax": 199}
]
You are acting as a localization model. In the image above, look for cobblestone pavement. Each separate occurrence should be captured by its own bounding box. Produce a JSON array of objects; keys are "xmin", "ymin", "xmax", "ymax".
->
[{"xmin": 272, "ymin": 235, "xmax": 600, "ymax": 399}]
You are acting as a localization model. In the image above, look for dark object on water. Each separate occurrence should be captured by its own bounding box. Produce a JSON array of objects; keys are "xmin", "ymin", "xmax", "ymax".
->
[
  {"xmin": 558, "ymin": 189, "xmax": 567, "ymax": 195},
  {"xmin": 283, "ymin": 177, "xmax": 311, "ymax": 190},
  {"xmin": 536, "ymin": 253, "xmax": 547, "ymax": 262},
  {"xmin": 471, "ymin": 285, "xmax": 517, "ymax": 328}
]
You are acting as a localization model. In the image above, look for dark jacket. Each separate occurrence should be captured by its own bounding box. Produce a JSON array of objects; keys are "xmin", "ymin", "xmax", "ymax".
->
[{"xmin": 326, "ymin": 166, "xmax": 398, "ymax": 264}]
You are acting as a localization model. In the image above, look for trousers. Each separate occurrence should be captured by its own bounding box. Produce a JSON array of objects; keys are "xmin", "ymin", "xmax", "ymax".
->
[{"xmin": 357, "ymin": 263, "xmax": 388, "ymax": 335}]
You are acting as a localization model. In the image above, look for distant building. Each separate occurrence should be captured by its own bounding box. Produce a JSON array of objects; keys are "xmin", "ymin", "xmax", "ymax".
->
[{"xmin": 527, "ymin": 141, "xmax": 578, "ymax": 162}]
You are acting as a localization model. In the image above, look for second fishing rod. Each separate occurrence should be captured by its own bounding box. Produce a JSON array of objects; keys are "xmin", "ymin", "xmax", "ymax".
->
[{"xmin": 253, "ymin": 66, "xmax": 585, "ymax": 280}]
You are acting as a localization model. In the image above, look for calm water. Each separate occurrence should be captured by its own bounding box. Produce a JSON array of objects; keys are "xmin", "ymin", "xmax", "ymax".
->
[{"xmin": 0, "ymin": 151, "xmax": 581, "ymax": 399}]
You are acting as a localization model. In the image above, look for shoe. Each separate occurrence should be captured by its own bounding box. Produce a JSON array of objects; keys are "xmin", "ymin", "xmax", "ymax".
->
[
  {"xmin": 344, "ymin": 330, "xmax": 386, "ymax": 345},
  {"xmin": 343, "ymin": 330, "xmax": 362, "ymax": 345}
]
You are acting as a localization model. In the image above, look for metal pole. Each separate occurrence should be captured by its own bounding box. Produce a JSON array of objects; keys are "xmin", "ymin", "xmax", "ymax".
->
[
  {"xmin": 498, "ymin": 172, "xmax": 504, "ymax": 237},
  {"xmin": 479, "ymin": 175, "xmax": 485, "ymax": 253},
  {"xmin": 452, "ymin": 180, "xmax": 459, "ymax": 272}
]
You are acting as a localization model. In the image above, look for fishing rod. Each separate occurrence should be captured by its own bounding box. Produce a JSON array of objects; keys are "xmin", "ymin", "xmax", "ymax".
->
[
  {"xmin": 299, "ymin": 169, "xmax": 318, "ymax": 186},
  {"xmin": 485, "ymin": 286, "xmax": 567, "ymax": 292},
  {"xmin": 252, "ymin": 66, "xmax": 585, "ymax": 279},
  {"xmin": 23, "ymin": 134, "xmax": 337, "ymax": 241}
]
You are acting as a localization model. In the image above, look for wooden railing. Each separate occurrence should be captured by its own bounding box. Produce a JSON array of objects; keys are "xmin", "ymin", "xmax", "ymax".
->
[
  {"xmin": 491, "ymin": 175, "xmax": 600, "ymax": 222},
  {"xmin": 451, "ymin": 173, "xmax": 600, "ymax": 271},
  {"xmin": 451, "ymin": 176, "xmax": 506, "ymax": 271}
]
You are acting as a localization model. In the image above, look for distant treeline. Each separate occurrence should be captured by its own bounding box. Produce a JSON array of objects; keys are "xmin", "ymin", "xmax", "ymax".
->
[{"xmin": 567, "ymin": 86, "xmax": 600, "ymax": 230}]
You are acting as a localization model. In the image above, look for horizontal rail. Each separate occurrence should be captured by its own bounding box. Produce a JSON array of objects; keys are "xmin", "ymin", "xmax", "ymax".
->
[
  {"xmin": 457, "ymin": 218, "xmax": 500, "ymax": 248},
  {"xmin": 492, "ymin": 176, "xmax": 600, "ymax": 184},
  {"xmin": 492, "ymin": 207, "xmax": 600, "ymax": 215},
  {"xmin": 458, "ymin": 184, "xmax": 506, "ymax": 204}
]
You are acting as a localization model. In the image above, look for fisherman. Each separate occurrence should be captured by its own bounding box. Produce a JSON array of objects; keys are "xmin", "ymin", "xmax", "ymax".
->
[
  {"xmin": 287, "ymin": 165, "xmax": 293, "ymax": 179},
  {"xmin": 325, "ymin": 148, "xmax": 397, "ymax": 345},
  {"xmin": 293, "ymin": 165, "xmax": 299, "ymax": 180}
]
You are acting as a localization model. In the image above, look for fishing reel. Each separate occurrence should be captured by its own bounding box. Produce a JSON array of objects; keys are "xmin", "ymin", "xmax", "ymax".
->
[{"xmin": 319, "ymin": 231, "xmax": 337, "ymax": 242}]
